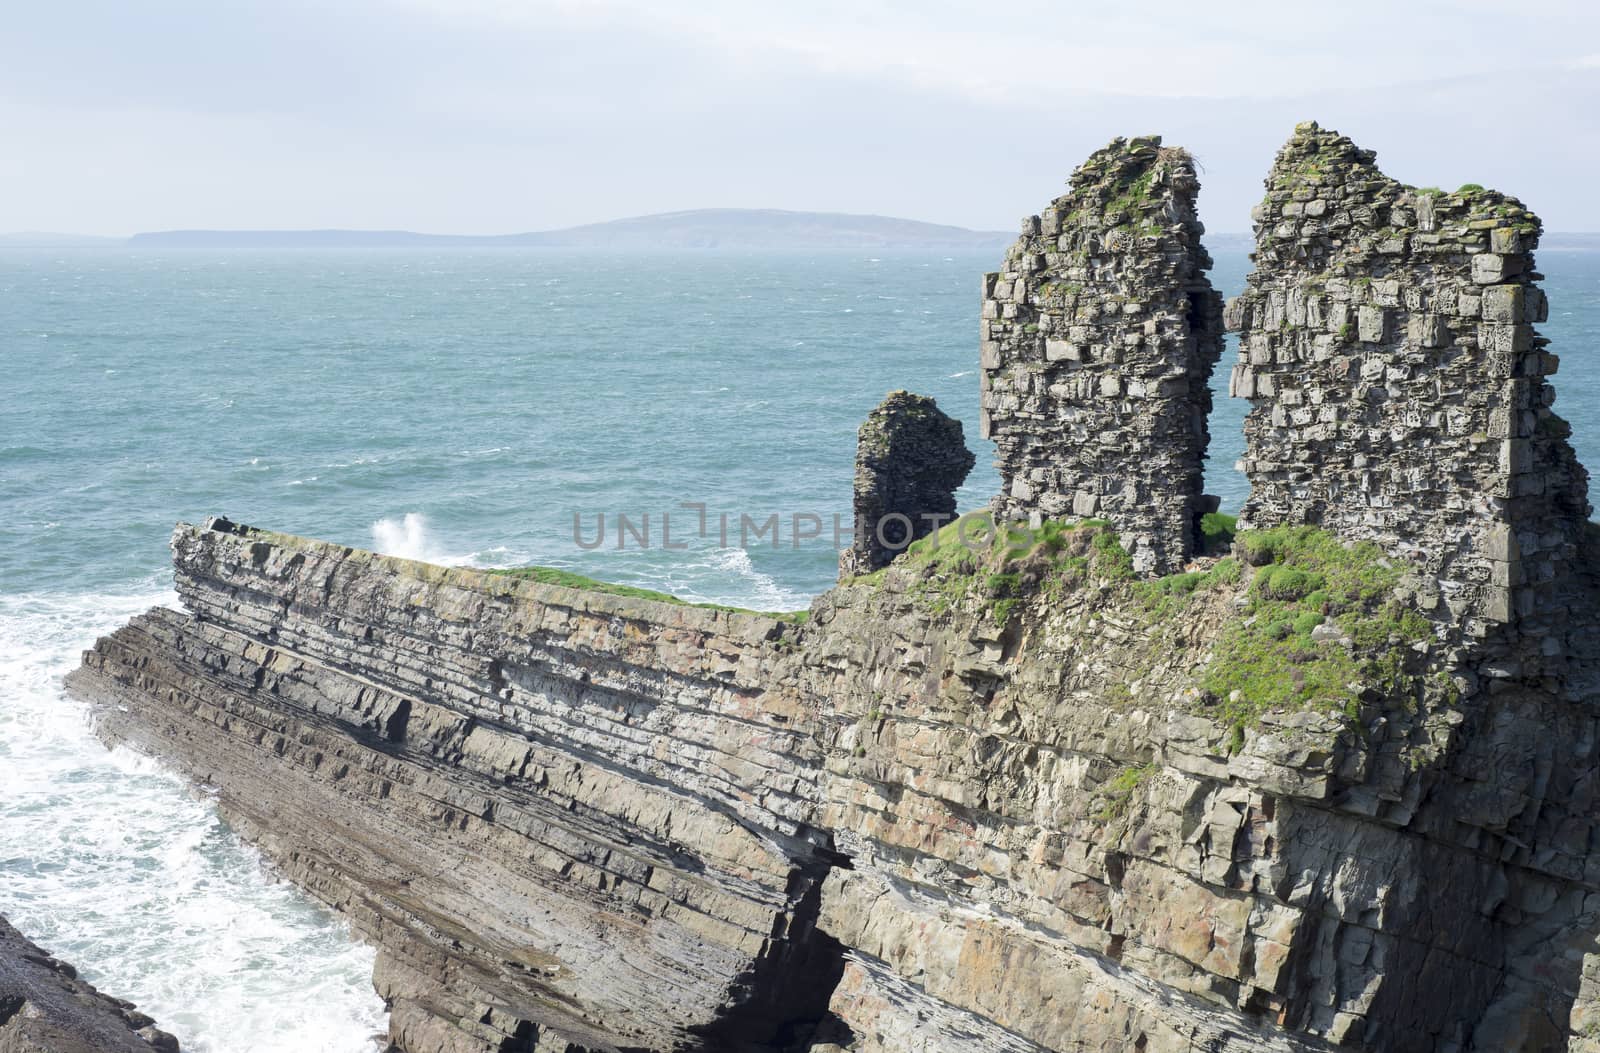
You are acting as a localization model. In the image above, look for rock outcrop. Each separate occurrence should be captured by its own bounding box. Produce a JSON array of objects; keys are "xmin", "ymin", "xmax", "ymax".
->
[
  {"xmin": 61, "ymin": 124, "xmax": 1600, "ymax": 1053},
  {"xmin": 838, "ymin": 391, "xmax": 974, "ymax": 578},
  {"xmin": 981, "ymin": 135, "xmax": 1225, "ymax": 575},
  {"xmin": 70, "ymin": 518, "xmax": 838, "ymax": 1053},
  {"xmin": 0, "ymin": 915, "xmax": 180, "ymax": 1053},
  {"xmin": 1228, "ymin": 121, "xmax": 1591, "ymax": 625}
]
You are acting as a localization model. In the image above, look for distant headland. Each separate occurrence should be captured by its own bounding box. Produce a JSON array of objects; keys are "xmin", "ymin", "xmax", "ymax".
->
[{"xmin": 30, "ymin": 209, "xmax": 1014, "ymax": 250}]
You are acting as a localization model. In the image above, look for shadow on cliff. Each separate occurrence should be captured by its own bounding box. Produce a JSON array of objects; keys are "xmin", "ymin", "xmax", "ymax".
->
[{"xmin": 689, "ymin": 855, "xmax": 852, "ymax": 1053}]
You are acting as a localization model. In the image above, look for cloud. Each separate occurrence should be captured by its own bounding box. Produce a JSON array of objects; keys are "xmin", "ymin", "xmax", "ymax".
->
[
  {"xmin": 0, "ymin": 1, "xmax": 1597, "ymax": 233},
  {"xmin": 388, "ymin": 0, "xmax": 1600, "ymax": 102}
]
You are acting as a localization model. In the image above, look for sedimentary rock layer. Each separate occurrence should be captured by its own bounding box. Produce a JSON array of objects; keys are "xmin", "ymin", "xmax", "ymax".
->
[
  {"xmin": 1229, "ymin": 121, "xmax": 1591, "ymax": 624},
  {"xmin": 70, "ymin": 519, "xmax": 839, "ymax": 1053},
  {"xmin": 62, "ymin": 124, "xmax": 1600, "ymax": 1053},
  {"xmin": 68, "ymin": 510, "xmax": 1600, "ymax": 1052},
  {"xmin": 981, "ymin": 135, "xmax": 1225, "ymax": 575},
  {"xmin": 0, "ymin": 915, "xmax": 179, "ymax": 1053}
]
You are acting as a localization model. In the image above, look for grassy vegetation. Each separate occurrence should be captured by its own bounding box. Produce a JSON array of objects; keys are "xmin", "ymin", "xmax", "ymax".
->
[
  {"xmin": 1202, "ymin": 526, "xmax": 1432, "ymax": 745},
  {"xmin": 875, "ymin": 511, "xmax": 1439, "ymax": 751},
  {"xmin": 894, "ymin": 512, "xmax": 1133, "ymax": 623},
  {"xmin": 1200, "ymin": 512, "xmax": 1236, "ymax": 554},
  {"xmin": 486, "ymin": 565, "xmax": 809, "ymax": 623},
  {"xmin": 1095, "ymin": 762, "xmax": 1157, "ymax": 820}
]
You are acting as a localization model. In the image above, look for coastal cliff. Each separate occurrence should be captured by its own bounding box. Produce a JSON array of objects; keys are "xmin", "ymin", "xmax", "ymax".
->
[{"xmin": 63, "ymin": 125, "xmax": 1600, "ymax": 1052}]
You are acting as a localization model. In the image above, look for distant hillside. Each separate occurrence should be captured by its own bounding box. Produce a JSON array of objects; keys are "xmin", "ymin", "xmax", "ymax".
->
[
  {"xmin": 513, "ymin": 209, "xmax": 1011, "ymax": 249},
  {"xmin": 125, "ymin": 210, "xmax": 1012, "ymax": 250}
]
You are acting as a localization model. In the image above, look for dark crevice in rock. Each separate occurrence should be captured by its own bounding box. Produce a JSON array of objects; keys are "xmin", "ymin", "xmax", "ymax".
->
[
  {"xmin": 0, "ymin": 992, "xmax": 25, "ymax": 1027},
  {"xmin": 688, "ymin": 854, "xmax": 848, "ymax": 1052}
]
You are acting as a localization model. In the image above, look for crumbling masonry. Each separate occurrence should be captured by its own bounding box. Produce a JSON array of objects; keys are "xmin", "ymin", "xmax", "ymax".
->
[
  {"xmin": 1229, "ymin": 121, "xmax": 1591, "ymax": 623},
  {"xmin": 980, "ymin": 124, "xmax": 1590, "ymax": 628},
  {"xmin": 839, "ymin": 390, "xmax": 974, "ymax": 578},
  {"xmin": 981, "ymin": 135, "xmax": 1225, "ymax": 575}
]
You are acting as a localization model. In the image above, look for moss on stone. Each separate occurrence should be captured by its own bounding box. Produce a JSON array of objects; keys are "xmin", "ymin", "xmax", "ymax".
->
[{"xmin": 1200, "ymin": 527, "xmax": 1433, "ymax": 745}]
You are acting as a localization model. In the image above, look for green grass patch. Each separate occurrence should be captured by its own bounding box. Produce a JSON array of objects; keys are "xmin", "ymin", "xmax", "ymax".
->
[
  {"xmin": 1201, "ymin": 527, "xmax": 1433, "ymax": 747},
  {"xmin": 1095, "ymin": 762, "xmax": 1157, "ymax": 820},
  {"xmin": 487, "ymin": 565, "xmax": 809, "ymax": 623},
  {"xmin": 896, "ymin": 512, "xmax": 1134, "ymax": 623},
  {"xmin": 1201, "ymin": 512, "xmax": 1236, "ymax": 554}
]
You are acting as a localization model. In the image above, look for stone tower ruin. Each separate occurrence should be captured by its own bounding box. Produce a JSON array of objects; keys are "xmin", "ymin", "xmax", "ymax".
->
[
  {"xmin": 980, "ymin": 135, "xmax": 1225, "ymax": 575},
  {"xmin": 1229, "ymin": 122, "xmax": 1591, "ymax": 623}
]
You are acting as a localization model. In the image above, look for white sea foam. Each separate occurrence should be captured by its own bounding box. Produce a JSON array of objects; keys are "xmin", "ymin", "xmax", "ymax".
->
[
  {"xmin": 0, "ymin": 586, "xmax": 387, "ymax": 1052},
  {"xmin": 372, "ymin": 513, "xmax": 442, "ymax": 563},
  {"xmin": 705, "ymin": 548, "xmax": 809, "ymax": 612}
]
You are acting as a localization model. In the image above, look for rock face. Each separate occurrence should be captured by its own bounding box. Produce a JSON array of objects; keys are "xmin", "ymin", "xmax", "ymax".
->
[
  {"xmin": 1229, "ymin": 121, "xmax": 1591, "ymax": 624},
  {"xmin": 981, "ymin": 135, "xmax": 1225, "ymax": 574},
  {"xmin": 0, "ymin": 915, "xmax": 180, "ymax": 1053},
  {"xmin": 60, "ymin": 125, "xmax": 1600, "ymax": 1053},
  {"xmin": 838, "ymin": 391, "xmax": 974, "ymax": 578},
  {"xmin": 69, "ymin": 518, "xmax": 839, "ymax": 1053}
]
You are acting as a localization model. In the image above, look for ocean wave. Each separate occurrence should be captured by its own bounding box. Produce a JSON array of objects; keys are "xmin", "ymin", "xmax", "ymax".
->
[
  {"xmin": 0, "ymin": 585, "xmax": 387, "ymax": 1052},
  {"xmin": 371, "ymin": 512, "xmax": 475, "ymax": 567}
]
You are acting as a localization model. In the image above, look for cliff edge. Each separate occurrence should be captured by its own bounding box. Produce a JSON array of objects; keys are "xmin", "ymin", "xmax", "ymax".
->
[{"xmin": 62, "ymin": 126, "xmax": 1600, "ymax": 1052}]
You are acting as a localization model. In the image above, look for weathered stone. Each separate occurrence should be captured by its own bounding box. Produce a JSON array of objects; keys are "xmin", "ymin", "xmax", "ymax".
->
[
  {"xmin": 839, "ymin": 391, "xmax": 974, "ymax": 578},
  {"xmin": 54, "ymin": 125, "xmax": 1600, "ymax": 1053},
  {"xmin": 980, "ymin": 136, "xmax": 1224, "ymax": 574},
  {"xmin": 0, "ymin": 915, "xmax": 179, "ymax": 1053},
  {"xmin": 1232, "ymin": 122, "xmax": 1591, "ymax": 624}
]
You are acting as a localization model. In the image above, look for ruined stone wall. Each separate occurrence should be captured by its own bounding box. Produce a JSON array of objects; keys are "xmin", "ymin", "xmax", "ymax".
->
[
  {"xmin": 1230, "ymin": 122, "xmax": 1591, "ymax": 624},
  {"xmin": 838, "ymin": 390, "xmax": 973, "ymax": 578},
  {"xmin": 981, "ymin": 135, "xmax": 1225, "ymax": 575}
]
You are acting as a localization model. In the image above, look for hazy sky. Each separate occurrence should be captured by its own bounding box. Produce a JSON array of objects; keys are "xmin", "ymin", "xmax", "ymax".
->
[{"xmin": 5, "ymin": 0, "xmax": 1600, "ymax": 235}]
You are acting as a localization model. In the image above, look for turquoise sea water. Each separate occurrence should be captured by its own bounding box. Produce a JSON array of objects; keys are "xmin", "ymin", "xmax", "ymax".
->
[{"xmin": 2, "ymin": 246, "xmax": 1598, "ymax": 1050}]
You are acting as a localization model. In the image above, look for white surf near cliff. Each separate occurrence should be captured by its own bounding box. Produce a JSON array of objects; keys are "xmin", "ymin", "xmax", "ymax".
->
[{"xmin": 0, "ymin": 585, "xmax": 388, "ymax": 1052}]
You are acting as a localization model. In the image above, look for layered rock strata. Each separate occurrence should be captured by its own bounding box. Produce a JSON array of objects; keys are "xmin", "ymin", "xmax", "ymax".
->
[
  {"xmin": 1228, "ymin": 121, "xmax": 1591, "ymax": 624},
  {"xmin": 62, "ymin": 124, "xmax": 1600, "ymax": 1053},
  {"xmin": 68, "ymin": 509, "xmax": 1600, "ymax": 1053},
  {"xmin": 0, "ymin": 915, "xmax": 179, "ymax": 1053},
  {"xmin": 69, "ymin": 518, "xmax": 839, "ymax": 1053},
  {"xmin": 981, "ymin": 135, "xmax": 1225, "ymax": 575},
  {"xmin": 838, "ymin": 391, "xmax": 974, "ymax": 578}
]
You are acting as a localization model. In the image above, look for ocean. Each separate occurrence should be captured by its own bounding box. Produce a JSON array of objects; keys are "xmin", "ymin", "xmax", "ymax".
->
[{"xmin": 2, "ymin": 245, "xmax": 1598, "ymax": 1050}]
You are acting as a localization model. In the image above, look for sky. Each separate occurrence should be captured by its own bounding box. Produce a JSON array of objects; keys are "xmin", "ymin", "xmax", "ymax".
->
[{"xmin": 3, "ymin": 0, "xmax": 1600, "ymax": 236}]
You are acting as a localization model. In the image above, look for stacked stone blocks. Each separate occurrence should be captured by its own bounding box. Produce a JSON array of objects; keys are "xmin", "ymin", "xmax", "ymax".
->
[
  {"xmin": 1228, "ymin": 122, "xmax": 1590, "ymax": 623},
  {"xmin": 981, "ymin": 135, "xmax": 1225, "ymax": 575}
]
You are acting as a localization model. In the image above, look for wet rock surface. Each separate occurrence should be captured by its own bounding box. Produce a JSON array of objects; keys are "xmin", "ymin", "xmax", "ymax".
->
[{"xmin": 0, "ymin": 915, "xmax": 179, "ymax": 1053}]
